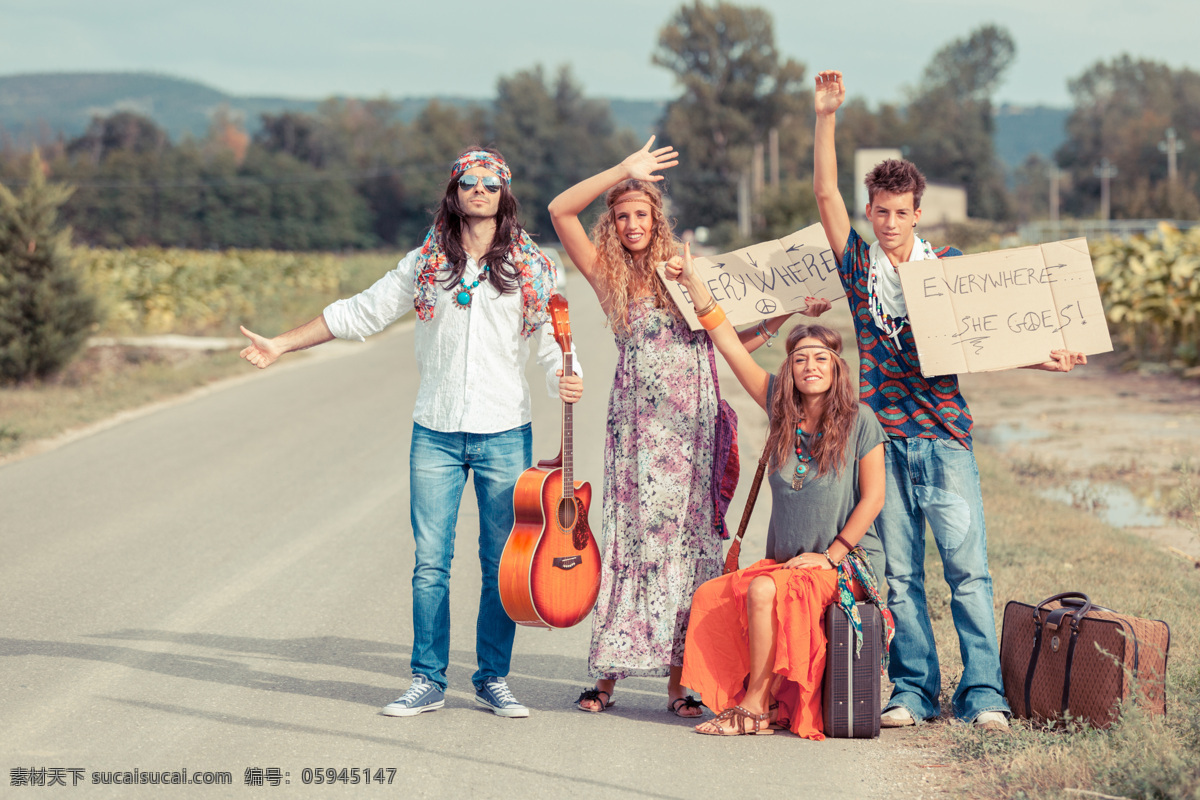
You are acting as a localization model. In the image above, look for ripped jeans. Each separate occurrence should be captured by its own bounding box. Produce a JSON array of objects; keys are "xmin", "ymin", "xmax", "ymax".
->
[{"xmin": 878, "ymin": 437, "xmax": 1009, "ymax": 723}]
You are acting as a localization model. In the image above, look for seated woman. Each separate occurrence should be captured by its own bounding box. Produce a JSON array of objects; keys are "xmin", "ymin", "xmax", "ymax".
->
[{"xmin": 667, "ymin": 245, "xmax": 892, "ymax": 738}]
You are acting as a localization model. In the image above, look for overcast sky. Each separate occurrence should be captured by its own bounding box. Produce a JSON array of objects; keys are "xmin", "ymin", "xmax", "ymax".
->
[{"xmin": 3, "ymin": 0, "xmax": 1198, "ymax": 108}]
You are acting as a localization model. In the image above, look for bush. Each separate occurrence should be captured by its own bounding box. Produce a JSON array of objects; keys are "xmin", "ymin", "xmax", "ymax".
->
[
  {"xmin": 1093, "ymin": 224, "xmax": 1200, "ymax": 367},
  {"xmin": 0, "ymin": 153, "xmax": 97, "ymax": 384}
]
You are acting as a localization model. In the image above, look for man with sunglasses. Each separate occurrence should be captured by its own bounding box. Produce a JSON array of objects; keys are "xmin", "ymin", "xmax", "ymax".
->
[{"xmin": 239, "ymin": 146, "xmax": 583, "ymax": 719}]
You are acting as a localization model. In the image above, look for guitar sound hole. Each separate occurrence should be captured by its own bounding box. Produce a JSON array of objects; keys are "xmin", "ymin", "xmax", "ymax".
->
[{"xmin": 557, "ymin": 498, "xmax": 577, "ymax": 530}]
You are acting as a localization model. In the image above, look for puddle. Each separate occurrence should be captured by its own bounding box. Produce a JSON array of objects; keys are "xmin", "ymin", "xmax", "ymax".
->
[
  {"xmin": 976, "ymin": 421, "xmax": 1050, "ymax": 447},
  {"xmin": 1038, "ymin": 480, "xmax": 1166, "ymax": 528}
]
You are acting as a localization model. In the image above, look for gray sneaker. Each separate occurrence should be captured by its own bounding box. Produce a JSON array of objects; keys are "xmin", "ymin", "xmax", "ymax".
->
[
  {"xmin": 474, "ymin": 677, "xmax": 529, "ymax": 718},
  {"xmin": 381, "ymin": 675, "xmax": 444, "ymax": 717}
]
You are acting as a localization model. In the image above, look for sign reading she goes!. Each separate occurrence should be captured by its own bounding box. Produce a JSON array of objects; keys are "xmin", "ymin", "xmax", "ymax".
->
[
  {"xmin": 659, "ymin": 223, "xmax": 847, "ymax": 330},
  {"xmin": 897, "ymin": 238, "xmax": 1113, "ymax": 376}
]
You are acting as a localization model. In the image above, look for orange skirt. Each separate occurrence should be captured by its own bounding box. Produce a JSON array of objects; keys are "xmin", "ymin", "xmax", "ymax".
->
[{"xmin": 681, "ymin": 559, "xmax": 840, "ymax": 740}]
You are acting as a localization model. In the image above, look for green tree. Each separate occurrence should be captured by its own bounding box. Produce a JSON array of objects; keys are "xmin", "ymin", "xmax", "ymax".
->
[
  {"xmin": 1056, "ymin": 55, "xmax": 1200, "ymax": 219},
  {"xmin": 904, "ymin": 24, "xmax": 1015, "ymax": 220},
  {"xmin": 0, "ymin": 152, "xmax": 97, "ymax": 383},
  {"xmin": 493, "ymin": 65, "xmax": 636, "ymax": 238},
  {"xmin": 653, "ymin": 0, "xmax": 808, "ymax": 230}
]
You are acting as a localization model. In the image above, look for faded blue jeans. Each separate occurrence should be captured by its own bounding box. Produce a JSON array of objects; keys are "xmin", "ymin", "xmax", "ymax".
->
[
  {"xmin": 878, "ymin": 437, "xmax": 1010, "ymax": 723},
  {"xmin": 408, "ymin": 422, "xmax": 531, "ymax": 691}
]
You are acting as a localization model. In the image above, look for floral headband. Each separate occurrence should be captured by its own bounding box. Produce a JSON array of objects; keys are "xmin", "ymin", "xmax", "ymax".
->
[{"xmin": 451, "ymin": 150, "xmax": 512, "ymax": 184}]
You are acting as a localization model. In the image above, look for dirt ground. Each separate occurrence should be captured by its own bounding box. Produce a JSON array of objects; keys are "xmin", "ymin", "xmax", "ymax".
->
[{"xmin": 961, "ymin": 351, "xmax": 1200, "ymax": 562}]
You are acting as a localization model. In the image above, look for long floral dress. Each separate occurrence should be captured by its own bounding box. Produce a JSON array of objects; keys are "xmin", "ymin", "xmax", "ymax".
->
[{"xmin": 588, "ymin": 299, "xmax": 725, "ymax": 679}]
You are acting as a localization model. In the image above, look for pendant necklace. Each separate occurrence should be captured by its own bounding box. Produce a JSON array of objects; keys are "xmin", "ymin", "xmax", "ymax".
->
[
  {"xmin": 455, "ymin": 263, "xmax": 490, "ymax": 307},
  {"xmin": 792, "ymin": 421, "xmax": 821, "ymax": 490}
]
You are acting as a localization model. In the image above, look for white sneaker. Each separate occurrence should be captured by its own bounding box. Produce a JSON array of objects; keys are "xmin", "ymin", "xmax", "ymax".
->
[
  {"xmin": 880, "ymin": 706, "xmax": 916, "ymax": 727},
  {"xmin": 381, "ymin": 675, "xmax": 444, "ymax": 717},
  {"xmin": 975, "ymin": 711, "xmax": 1010, "ymax": 732}
]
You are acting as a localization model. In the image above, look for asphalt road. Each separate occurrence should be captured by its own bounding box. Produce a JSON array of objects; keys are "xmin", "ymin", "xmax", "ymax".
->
[{"xmin": 0, "ymin": 285, "xmax": 940, "ymax": 799}]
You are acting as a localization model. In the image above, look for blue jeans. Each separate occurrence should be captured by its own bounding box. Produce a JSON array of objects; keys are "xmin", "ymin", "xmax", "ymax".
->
[
  {"xmin": 408, "ymin": 422, "xmax": 531, "ymax": 691},
  {"xmin": 878, "ymin": 437, "xmax": 1010, "ymax": 723}
]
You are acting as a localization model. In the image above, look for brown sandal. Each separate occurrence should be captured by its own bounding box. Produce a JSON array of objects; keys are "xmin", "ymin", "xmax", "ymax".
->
[
  {"xmin": 695, "ymin": 705, "xmax": 775, "ymax": 736},
  {"xmin": 575, "ymin": 687, "xmax": 615, "ymax": 713}
]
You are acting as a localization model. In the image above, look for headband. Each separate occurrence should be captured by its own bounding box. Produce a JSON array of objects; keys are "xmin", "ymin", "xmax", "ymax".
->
[
  {"xmin": 790, "ymin": 344, "xmax": 841, "ymax": 356},
  {"xmin": 451, "ymin": 150, "xmax": 512, "ymax": 185},
  {"xmin": 610, "ymin": 191, "xmax": 655, "ymax": 212}
]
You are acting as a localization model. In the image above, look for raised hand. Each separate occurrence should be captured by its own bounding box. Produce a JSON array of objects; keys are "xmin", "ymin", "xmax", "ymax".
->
[
  {"xmin": 799, "ymin": 296, "xmax": 832, "ymax": 317},
  {"xmin": 663, "ymin": 242, "xmax": 696, "ymax": 282},
  {"xmin": 239, "ymin": 325, "xmax": 283, "ymax": 369},
  {"xmin": 620, "ymin": 135, "xmax": 680, "ymax": 182},
  {"xmin": 814, "ymin": 70, "xmax": 846, "ymax": 117}
]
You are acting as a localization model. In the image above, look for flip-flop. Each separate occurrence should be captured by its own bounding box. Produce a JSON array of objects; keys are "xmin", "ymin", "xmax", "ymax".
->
[
  {"xmin": 575, "ymin": 687, "xmax": 614, "ymax": 713},
  {"xmin": 669, "ymin": 696, "xmax": 704, "ymax": 717}
]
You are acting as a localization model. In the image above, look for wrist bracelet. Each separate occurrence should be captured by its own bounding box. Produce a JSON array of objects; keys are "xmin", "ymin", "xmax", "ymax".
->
[
  {"xmin": 823, "ymin": 550, "xmax": 838, "ymax": 569},
  {"xmin": 756, "ymin": 321, "xmax": 780, "ymax": 347},
  {"xmin": 834, "ymin": 533, "xmax": 855, "ymax": 553},
  {"xmin": 698, "ymin": 305, "xmax": 726, "ymax": 331},
  {"xmin": 694, "ymin": 296, "xmax": 717, "ymax": 317}
]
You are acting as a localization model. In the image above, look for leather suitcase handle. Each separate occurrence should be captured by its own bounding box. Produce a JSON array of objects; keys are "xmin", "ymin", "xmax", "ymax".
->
[{"xmin": 1035, "ymin": 592, "xmax": 1092, "ymax": 629}]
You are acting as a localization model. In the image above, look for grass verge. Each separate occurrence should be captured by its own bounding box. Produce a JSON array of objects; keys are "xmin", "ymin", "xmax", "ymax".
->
[{"xmin": 922, "ymin": 446, "xmax": 1200, "ymax": 799}]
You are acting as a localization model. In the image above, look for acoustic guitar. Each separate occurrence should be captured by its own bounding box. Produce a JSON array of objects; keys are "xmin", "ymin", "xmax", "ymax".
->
[{"xmin": 498, "ymin": 294, "xmax": 600, "ymax": 629}]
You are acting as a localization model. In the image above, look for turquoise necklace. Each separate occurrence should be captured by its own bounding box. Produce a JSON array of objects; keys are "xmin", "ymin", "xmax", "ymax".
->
[
  {"xmin": 455, "ymin": 264, "xmax": 490, "ymax": 307},
  {"xmin": 792, "ymin": 422, "xmax": 821, "ymax": 490}
]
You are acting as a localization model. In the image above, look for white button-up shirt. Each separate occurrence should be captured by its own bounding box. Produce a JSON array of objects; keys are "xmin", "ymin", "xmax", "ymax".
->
[{"xmin": 323, "ymin": 247, "xmax": 579, "ymax": 434}]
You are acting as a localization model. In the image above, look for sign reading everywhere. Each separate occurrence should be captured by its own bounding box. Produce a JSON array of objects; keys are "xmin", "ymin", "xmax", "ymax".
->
[
  {"xmin": 897, "ymin": 238, "xmax": 1114, "ymax": 376},
  {"xmin": 660, "ymin": 223, "xmax": 846, "ymax": 330}
]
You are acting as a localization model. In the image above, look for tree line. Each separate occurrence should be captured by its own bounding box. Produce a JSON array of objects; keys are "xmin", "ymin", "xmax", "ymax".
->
[{"xmin": 1, "ymin": 1, "xmax": 1198, "ymax": 254}]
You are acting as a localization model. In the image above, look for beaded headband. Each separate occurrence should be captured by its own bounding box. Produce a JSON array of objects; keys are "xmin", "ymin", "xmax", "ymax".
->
[{"xmin": 451, "ymin": 150, "xmax": 512, "ymax": 185}]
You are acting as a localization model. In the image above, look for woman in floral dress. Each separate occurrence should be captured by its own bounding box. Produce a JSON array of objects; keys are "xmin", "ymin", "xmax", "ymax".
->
[{"xmin": 548, "ymin": 139, "xmax": 789, "ymax": 716}]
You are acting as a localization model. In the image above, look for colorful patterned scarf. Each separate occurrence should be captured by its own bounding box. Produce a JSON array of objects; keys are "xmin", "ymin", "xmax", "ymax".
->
[
  {"xmin": 866, "ymin": 236, "xmax": 937, "ymax": 343},
  {"xmin": 412, "ymin": 151, "xmax": 554, "ymax": 337},
  {"xmin": 836, "ymin": 546, "xmax": 896, "ymax": 675}
]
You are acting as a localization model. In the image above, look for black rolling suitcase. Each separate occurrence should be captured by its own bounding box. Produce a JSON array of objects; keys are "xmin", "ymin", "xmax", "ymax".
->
[{"xmin": 822, "ymin": 602, "xmax": 884, "ymax": 738}]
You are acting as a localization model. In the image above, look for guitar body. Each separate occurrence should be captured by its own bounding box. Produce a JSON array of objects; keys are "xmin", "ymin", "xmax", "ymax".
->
[
  {"xmin": 498, "ymin": 292, "xmax": 599, "ymax": 629},
  {"xmin": 499, "ymin": 465, "xmax": 599, "ymax": 629}
]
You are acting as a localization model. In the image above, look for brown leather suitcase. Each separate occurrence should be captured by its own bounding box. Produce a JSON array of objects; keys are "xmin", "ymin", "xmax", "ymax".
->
[
  {"xmin": 1000, "ymin": 592, "xmax": 1170, "ymax": 729},
  {"xmin": 823, "ymin": 601, "xmax": 883, "ymax": 738}
]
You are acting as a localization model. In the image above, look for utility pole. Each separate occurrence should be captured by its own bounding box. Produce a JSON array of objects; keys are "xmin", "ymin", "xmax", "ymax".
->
[
  {"xmin": 737, "ymin": 171, "xmax": 751, "ymax": 238},
  {"xmin": 768, "ymin": 128, "xmax": 779, "ymax": 188},
  {"xmin": 752, "ymin": 143, "xmax": 765, "ymax": 200},
  {"xmin": 1158, "ymin": 127, "xmax": 1185, "ymax": 184},
  {"xmin": 1048, "ymin": 164, "xmax": 1060, "ymax": 225},
  {"xmin": 1094, "ymin": 158, "xmax": 1118, "ymax": 221}
]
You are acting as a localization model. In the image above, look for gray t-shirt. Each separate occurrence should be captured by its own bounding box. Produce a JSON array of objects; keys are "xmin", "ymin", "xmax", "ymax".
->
[{"xmin": 764, "ymin": 375, "xmax": 888, "ymax": 579}]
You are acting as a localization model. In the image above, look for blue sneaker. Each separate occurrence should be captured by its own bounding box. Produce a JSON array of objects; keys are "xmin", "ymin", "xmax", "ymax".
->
[
  {"xmin": 381, "ymin": 675, "xmax": 444, "ymax": 717},
  {"xmin": 474, "ymin": 677, "xmax": 529, "ymax": 718}
]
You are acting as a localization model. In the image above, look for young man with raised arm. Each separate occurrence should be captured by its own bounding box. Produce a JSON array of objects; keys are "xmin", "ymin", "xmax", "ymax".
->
[
  {"xmin": 239, "ymin": 147, "xmax": 582, "ymax": 719},
  {"xmin": 810, "ymin": 70, "xmax": 1085, "ymax": 732}
]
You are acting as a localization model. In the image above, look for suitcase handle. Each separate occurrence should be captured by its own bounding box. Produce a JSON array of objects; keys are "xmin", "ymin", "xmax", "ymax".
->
[{"xmin": 1034, "ymin": 592, "xmax": 1092, "ymax": 631}]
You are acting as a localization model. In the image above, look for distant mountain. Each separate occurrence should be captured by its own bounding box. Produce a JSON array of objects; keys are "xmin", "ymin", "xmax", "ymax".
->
[
  {"xmin": 993, "ymin": 103, "xmax": 1071, "ymax": 168},
  {"xmin": 0, "ymin": 71, "xmax": 664, "ymax": 144},
  {"xmin": 0, "ymin": 72, "xmax": 1063, "ymax": 172}
]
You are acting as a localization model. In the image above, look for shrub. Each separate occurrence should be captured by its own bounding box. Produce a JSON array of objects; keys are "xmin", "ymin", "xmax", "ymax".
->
[{"xmin": 0, "ymin": 153, "xmax": 97, "ymax": 384}]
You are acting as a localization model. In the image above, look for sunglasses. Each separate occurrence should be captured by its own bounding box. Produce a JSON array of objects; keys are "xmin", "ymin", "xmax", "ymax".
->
[{"xmin": 457, "ymin": 174, "xmax": 503, "ymax": 194}]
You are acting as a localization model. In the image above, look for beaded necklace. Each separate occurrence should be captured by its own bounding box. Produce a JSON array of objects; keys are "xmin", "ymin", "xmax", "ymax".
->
[
  {"xmin": 455, "ymin": 263, "xmax": 490, "ymax": 308},
  {"xmin": 792, "ymin": 420, "xmax": 821, "ymax": 490}
]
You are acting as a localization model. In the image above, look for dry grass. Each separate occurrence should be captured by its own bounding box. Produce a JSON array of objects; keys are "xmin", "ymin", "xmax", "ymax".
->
[{"xmin": 925, "ymin": 446, "xmax": 1200, "ymax": 799}]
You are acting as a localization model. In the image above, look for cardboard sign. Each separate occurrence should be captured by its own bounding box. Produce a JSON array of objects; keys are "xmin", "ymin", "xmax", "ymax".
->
[
  {"xmin": 660, "ymin": 224, "xmax": 846, "ymax": 330},
  {"xmin": 898, "ymin": 238, "xmax": 1113, "ymax": 376}
]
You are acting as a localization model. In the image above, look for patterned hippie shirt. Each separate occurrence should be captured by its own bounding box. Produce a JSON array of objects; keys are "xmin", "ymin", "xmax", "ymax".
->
[{"xmin": 837, "ymin": 228, "xmax": 974, "ymax": 446}]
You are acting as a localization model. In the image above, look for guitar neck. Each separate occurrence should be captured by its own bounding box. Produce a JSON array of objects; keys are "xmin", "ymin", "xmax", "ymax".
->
[{"xmin": 562, "ymin": 352, "xmax": 573, "ymax": 499}]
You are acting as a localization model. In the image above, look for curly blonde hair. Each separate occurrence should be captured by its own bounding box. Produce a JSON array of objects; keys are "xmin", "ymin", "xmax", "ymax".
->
[{"xmin": 588, "ymin": 179, "xmax": 683, "ymax": 334}]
